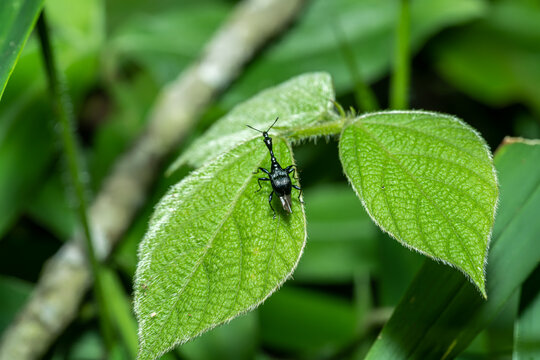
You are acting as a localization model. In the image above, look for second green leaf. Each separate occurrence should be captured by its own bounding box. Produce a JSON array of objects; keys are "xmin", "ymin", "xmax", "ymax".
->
[{"xmin": 339, "ymin": 110, "xmax": 498, "ymax": 297}]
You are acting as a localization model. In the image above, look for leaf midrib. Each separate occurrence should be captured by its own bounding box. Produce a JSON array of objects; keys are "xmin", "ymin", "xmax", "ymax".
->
[
  {"xmin": 153, "ymin": 144, "xmax": 268, "ymax": 344},
  {"xmin": 354, "ymin": 121, "xmax": 483, "ymax": 281}
]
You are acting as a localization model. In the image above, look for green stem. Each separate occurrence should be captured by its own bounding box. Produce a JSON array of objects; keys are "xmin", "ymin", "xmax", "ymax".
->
[
  {"xmin": 286, "ymin": 116, "xmax": 346, "ymax": 141},
  {"xmin": 36, "ymin": 12, "xmax": 116, "ymax": 353},
  {"xmin": 390, "ymin": 0, "xmax": 411, "ymax": 110}
]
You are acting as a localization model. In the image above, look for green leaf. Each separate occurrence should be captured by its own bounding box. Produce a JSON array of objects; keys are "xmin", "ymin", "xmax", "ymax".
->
[
  {"xmin": 168, "ymin": 72, "xmax": 335, "ymax": 171},
  {"xmin": 364, "ymin": 139, "xmax": 540, "ymax": 359},
  {"xmin": 0, "ymin": 0, "xmax": 44, "ymax": 100},
  {"xmin": 135, "ymin": 137, "xmax": 306, "ymax": 360},
  {"xmin": 339, "ymin": 111, "xmax": 498, "ymax": 295}
]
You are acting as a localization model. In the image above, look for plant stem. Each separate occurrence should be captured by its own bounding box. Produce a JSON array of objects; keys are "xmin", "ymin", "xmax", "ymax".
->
[
  {"xmin": 390, "ymin": 0, "xmax": 411, "ymax": 110},
  {"xmin": 36, "ymin": 12, "xmax": 116, "ymax": 353},
  {"xmin": 286, "ymin": 116, "xmax": 346, "ymax": 141}
]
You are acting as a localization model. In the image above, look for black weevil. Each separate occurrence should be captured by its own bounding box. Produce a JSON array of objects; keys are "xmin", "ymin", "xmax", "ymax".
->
[{"xmin": 247, "ymin": 118, "xmax": 303, "ymax": 219}]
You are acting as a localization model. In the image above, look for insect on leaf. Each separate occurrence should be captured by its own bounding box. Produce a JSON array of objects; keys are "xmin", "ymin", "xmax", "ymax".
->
[
  {"xmin": 135, "ymin": 137, "xmax": 306, "ymax": 360},
  {"xmin": 339, "ymin": 111, "xmax": 498, "ymax": 296}
]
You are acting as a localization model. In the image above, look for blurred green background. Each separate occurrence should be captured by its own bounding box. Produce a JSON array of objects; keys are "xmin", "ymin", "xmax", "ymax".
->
[{"xmin": 1, "ymin": 0, "xmax": 539, "ymax": 358}]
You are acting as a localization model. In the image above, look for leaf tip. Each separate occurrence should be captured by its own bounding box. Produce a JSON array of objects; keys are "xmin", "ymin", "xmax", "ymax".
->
[{"xmin": 477, "ymin": 279, "xmax": 488, "ymax": 300}]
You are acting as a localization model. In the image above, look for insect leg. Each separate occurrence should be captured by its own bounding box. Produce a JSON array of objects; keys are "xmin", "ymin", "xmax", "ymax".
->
[
  {"xmin": 256, "ymin": 177, "xmax": 270, "ymax": 192},
  {"xmin": 254, "ymin": 167, "xmax": 271, "ymax": 175},
  {"xmin": 285, "ymin": 164, "xmax": 297, "ymax": 172},
  {"xmin": 285, "ymin": 165, "xmax": 299, "ymax": 180},
  {"xmin": 288, "ymin": 165, "xmax": 303, "ymax": 203},
  {"xmin": 292, "ymin": 185, "xmax": 304, "ymax": 204},
  {"xmin": 268, "ymin": 190, "xmax": 276, "ymax": 219}
]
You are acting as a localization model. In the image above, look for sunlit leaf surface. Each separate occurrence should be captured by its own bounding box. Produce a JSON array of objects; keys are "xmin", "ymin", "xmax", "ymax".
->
[
  {"xmin": 135, "ymin": 138, "xmax": 306, "ymax": 360},
  {"xmin": 339, "ymin": 111, "xmax": 498, "ymax": 295}
]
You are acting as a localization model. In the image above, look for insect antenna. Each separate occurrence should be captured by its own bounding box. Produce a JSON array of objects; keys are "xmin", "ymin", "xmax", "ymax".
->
[
  {"xmin": 266, "ymin": 117, "xmax": 279, "ymax": 132},
  {"xmin": 246, "ymin": 117, "xmax": 280, "ymax": 133},
  {"xmin": 246, "ymin": 124, "xmax": 264, "ymax": 133}
]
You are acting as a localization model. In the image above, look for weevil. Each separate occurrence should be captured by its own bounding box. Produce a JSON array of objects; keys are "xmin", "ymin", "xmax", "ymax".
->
[{"xmin": 247, "ymin": 117, "xmax": 303, "ymax": 219}]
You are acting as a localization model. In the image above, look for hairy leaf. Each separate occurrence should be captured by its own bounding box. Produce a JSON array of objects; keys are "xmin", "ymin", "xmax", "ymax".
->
[
  {"xmin": 168, "ymin": 72, "xmax": 335, "ymax": 171},
  {"xmin": 339, "ymin": 110, "xmax": 498, "ymax": 295},
  {"xmin": 135, "ymin": 137, "xmax": 306, "ymax": 360}
]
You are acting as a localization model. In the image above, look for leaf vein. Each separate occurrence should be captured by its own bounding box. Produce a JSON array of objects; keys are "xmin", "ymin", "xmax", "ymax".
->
[
  {"xmin": 363, "ymin": 122, "xmax": 487, "ymax": 163},
  {"xmin": 356, "ymin": 123, "xmax": 483, "ymax": 280},
  {"xmin": 154, "ymin": 151, "xmax": 265, "ymax": 342},
  {"xmin": 391, "ymin": 152, "xmax": 493, "ymax": 187}
]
